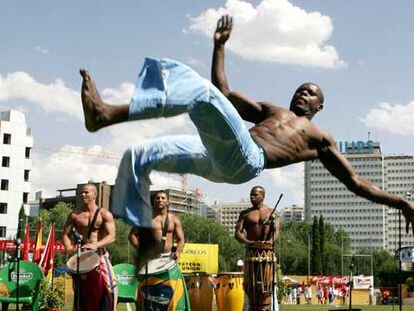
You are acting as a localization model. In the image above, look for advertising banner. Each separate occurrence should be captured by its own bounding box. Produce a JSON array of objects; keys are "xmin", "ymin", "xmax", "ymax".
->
[
  {"xmin": 178, "ymin": 243, "xmax": 218, "ymax": 273},
  {"xmin": 353, "ymin": 276, "xmax": 373, "ymax": 289}
]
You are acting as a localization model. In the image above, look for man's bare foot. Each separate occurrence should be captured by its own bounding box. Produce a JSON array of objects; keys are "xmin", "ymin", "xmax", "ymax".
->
[{"xmin": 80, "ymin": 69, "xmax": 112, "ymax": 132}]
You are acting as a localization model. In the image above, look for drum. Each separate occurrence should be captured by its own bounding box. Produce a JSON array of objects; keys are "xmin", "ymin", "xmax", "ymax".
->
[
  {"xmin": 138, "ymin": 257, "xmax": 190, "ymax": 310},
  {"xmin": 216, "ymin": 272, "xmax": 244, "ymax": 311},
  {"xmin": 244, "ymin": 243, "xmax": 274, "ymax": 310},
  {"xmin": 66, "ymin": 251, "xmax": 100, "ymax": 275},
  {"xmin": 66, "ymin": 251, "xmax": 104, "ymax": 310},
  {"xmin": 184, "ymin": 272, "xmax": 214, "ymax": 311},
  {"xmin": 400, "ymin": 247, "xmax": 414, "ymax": 271}
]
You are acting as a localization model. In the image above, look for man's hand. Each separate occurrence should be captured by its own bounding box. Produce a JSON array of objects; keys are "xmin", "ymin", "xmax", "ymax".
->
[
  {"xmin": 82, "ymin": 242, "xmax": 98, "ymax": 250},
  {"xmin": 214, "ymin": 15, "xmax": 233, "ymax": 45},
  {"xmin": 401, "ymin": 201, "xmax": 414, "ymax": 234}
]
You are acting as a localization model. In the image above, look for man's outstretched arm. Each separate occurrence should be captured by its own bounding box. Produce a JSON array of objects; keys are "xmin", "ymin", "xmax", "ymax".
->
[
  {"xmin": 317, "ymin": 135, "xmax": 414, "ymax": 233},
  {"xmin": 212, "ymin": 15, "xmax": 264, "ymax": 123}
]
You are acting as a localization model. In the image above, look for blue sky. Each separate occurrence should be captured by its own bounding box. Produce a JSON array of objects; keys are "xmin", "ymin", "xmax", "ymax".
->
[{"xmin": 1, "ymin": 0, "xmax": 413, "ymax": 209}]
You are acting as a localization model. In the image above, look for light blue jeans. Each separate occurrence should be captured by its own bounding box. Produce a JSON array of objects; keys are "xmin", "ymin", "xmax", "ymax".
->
[{"xmin": 111, "ymin": 57, "xmax": 265, "ymax": 227}]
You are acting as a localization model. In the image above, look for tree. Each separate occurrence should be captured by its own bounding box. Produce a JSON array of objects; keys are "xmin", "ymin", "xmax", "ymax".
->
[
  {"xmin": 106, "ymin": 218, "xmax": 133, "ymax": 265},
  {"xmin": 16, "ymin": 204, "xmax": 26, "ymax": 240},
  {"xmin": 319, "ymin": 215, "xmax": 326, "ymax": 274},
  {"xmin": 311, "ymin": 216, "xmax": 322, "ymax": 275}
]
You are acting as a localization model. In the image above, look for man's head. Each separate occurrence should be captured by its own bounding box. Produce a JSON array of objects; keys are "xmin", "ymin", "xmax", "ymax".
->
[
  {"xmin": 153, "ymin": 190, "xmax": 169, "ymax": 210},
  {"xmin": 290, "ymin": 82, "xmax": 324, "ymax": 119},
  {"xmin": 250, "ymin": 186, "xmax": 265, "ymax": 207},
  {"xmin": 79, "ymin": 184, "xmax": 97, "ymax": 206}
]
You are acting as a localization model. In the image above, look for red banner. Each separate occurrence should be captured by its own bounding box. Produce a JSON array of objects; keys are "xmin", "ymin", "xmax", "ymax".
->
[
  {"xmin": 310, "ymin": 275, "xmax": 349, "ymax": 286},
  {"xmin": 0, "ymin": 240, "xmax": 68, "ymax": 253}
]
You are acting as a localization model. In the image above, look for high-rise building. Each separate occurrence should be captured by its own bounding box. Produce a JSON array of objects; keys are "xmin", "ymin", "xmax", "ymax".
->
[
  {"xmin": 0, "ymin": 110, "xmax": 33, "ymax": 239},
  {"xmin": 305, "ymin": 140, "xmax": 414, "ymax": 253},
  {"xmin": 280, "ymin": 205, "xmax": 304, "ymax": 222},
  {"xmin": 213, "ymin": 200, "xmax": 251, "ymax": 235},
  {"xmin": 383, "ymin": 155, "xmax": 414, "ymax": 253}
]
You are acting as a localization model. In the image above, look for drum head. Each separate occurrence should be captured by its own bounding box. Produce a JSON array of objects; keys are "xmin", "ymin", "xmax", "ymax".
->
[
  {"xmin": 138, "ymin": 257, "xmax": 176, "ymax": 275},
  {"xmin": 66, "ymin": 251, "xmax": 100, "ymax": 274}
]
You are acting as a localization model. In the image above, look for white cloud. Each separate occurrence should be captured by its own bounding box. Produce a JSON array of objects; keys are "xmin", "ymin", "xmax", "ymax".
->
[
  {"xmin": 360, "ymin": 101, "xmax": 414, "ymax": 136},
  {"xmin": 0, "ymin": 71, "xmax": 82, "ymax": 119},
  {"xmin": 102, "ymin": 83, "xmax": 135, "ymax": 105},
  {"xmin": 187, "ymin": 0, "xmax": 345, "ymax": 68},
  {"xmin": 31, "ymin": 145, "xmax": 119, "ymax": 197},
  {"xmin": 31, "ymin": 145, "xmax": 182, "ymax": 197},
  {"xmin": 33, "ymin": 45, "xmax": 51, "ymax": 55}
]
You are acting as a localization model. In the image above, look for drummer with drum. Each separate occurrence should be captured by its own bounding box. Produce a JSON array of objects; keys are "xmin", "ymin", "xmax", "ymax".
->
[
  {"xmin": 62, "ymin": 183, "xmax": 118, "ymax": 311},
  {"xmin": 129, "ymin": 190, "xmax": 190, "ymax": 310},
  {"xmin": 235, "ymin": 186, "xmax": 280, "ymax": 311},
  {"xmin": 129, "ymin": 190, "xmax": 185, "ymax": 261}
]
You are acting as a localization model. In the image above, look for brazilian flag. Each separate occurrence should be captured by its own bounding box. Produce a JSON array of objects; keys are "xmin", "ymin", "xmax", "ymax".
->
[{"xmin": 138, "ymin": 264, "xmax": 191, "ymax": 311}]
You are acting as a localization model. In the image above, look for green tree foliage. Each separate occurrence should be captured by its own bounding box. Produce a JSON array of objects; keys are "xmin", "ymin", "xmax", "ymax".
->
[
  {"xmin": 319, "ymin": 215, "xmax": 326, "ymax": 274},
  {"xmin": 278, "ymin": 219, "xmax": 352, "ymax": 276},
  {"xmin": 16, "ymin": 204, "xmax": 26, "ymax": 240},
  {"xmin": 106, "ymin": 218, "xmax": 133, "ymax": 265},
  {"xmin": 180, "ymin": 214, "xmax": 244, "ymax": 271},
  {"xmin": 311, "ymin": 216, "xmax": 322, "ymax": 275},
  {"xmin": 39, "ymin": 202, "xmax": 73, "ymax": 241}
]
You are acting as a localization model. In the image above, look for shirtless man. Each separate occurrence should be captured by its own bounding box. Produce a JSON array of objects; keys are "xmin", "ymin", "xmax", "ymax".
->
[
  {"xmin": 235, "ymin": 186, "xmax": 280, "ymax": 311},
  {"xmin": 235, "ymin": 186, "xmax": 280, "ymax": 245},
  {"xmin": 62, "ymin": 184, "xmax": 117, "ymax": 311},
  {"xmin": 129, "ymin": 190, "xmax": 185, "ymax": 264},
  {"xmin": 79, "ymin": 15, "xmax": 414, "ymax": 260}
]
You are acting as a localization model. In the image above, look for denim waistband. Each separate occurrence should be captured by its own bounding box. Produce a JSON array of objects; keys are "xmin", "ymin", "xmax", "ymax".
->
[{"xmin": 252, "ymin": 137, "xmax": 267, "ymax": 168}]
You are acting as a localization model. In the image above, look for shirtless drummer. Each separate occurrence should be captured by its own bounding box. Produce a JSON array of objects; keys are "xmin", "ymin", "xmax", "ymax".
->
[{"xmin": 62, "ymin": 183, "xmax": 117, "ymax": 311}]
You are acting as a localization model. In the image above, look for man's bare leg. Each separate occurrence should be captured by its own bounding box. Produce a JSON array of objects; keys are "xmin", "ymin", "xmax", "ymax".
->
[{"xmin": 80, "ymin": 69, "xmax": 129, "ymax": 132}]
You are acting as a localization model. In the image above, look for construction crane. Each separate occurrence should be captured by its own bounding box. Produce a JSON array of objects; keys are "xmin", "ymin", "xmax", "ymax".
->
[{"xmin": 34, "ymin": 143, "xmax": 189, "ymax": 190}]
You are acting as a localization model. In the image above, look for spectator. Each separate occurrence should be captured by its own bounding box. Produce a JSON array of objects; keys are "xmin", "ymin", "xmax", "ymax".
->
[
  {"xmin": 329, "ymin": 285, "xmax": 335, "ymax": 304},
  {"xmin": 292, "ymin": 286, "xmax": 297, "ymax": 305},
  {"xmin": 296, "ymin": 285, "xmax": 302, "ymax": 304},
  {"xmin": 368, "ymin": 285, "xmax": 375, "ymax": 305},
  {"xmin": 317, "ymin": 286, "xmax": 323, "ymax": 305},
  {"xmin": 304, "ymin": 285, "xmax": 312, "ymax": 304}
]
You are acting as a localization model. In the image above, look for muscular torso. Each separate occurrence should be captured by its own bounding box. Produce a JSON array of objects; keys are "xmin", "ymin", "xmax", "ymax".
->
[
  {"xmin": 71, "ymin": 208, "xmax": 105, "ymax": 245},
  {"xmin": 249, "ymin": 104, "xmax": 324, "ymax": 168},
  {"xmin": 241, "ymin": 206, "xmax": 273, "ymax": 242},
  {"xmin": 151, "ymin": 213, "xmax": 176, "ymax": 253}
]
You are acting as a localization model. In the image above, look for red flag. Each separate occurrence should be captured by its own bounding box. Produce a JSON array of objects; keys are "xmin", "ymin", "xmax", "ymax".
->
[
  {"xmin": 22, "ymin": 222, "xmax": 30, "ymax": 261},
  {"xmin": 32, "ymin": 220, "xmax": 43, "ymax": 263},
  {"xmin": 39, "ymin": 224, "xmax": 55, "ymax": 276}
]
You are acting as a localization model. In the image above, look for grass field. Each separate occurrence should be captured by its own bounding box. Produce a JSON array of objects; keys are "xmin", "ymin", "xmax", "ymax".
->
[
  {"xmin": 280, "ymin": 305, "xmax": 413, "ymax": 311},
  {"xmin": 5, "ymin": 303, "xmax": 414, "ymax": 310}
]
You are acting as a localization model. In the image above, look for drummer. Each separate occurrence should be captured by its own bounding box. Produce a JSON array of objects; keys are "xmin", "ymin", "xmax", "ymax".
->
[
  {"xmin": 129, "ymin": 190, "xmax": 185, "ymax": 266},
  {"xmin": 235, "ymin": 186, "xmax": 280, "ymax": 245},
  {"xmin": 235, "ymin": 186, "xmax": 280, "ymax": 311},
  {"xmin": 62, "ymin": 183, "xmax": 117, "ymax": 311}
]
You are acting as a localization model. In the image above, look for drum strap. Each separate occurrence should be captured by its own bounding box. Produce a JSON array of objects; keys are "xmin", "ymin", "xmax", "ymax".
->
[
  {"xmin": 87, "ymin": 208, "xmax": 101, "ymax": 240},
  {"xmin": 161, "ymin": 213, "xmax": 170, "ymax": 250}
]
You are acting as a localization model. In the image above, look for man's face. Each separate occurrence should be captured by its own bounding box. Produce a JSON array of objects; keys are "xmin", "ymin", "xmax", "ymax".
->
[
  {"xmin": 290, "ymin": 83, "xmax": 323, "ymax": 118},
  {"xmin": 250, "ymin": 188, "xmax": 264, "ymax": 206},
  {"xmin": 154, "ymin": 192, "xmax": 169, "ymax": 210},
  {"xmin": 79, "ymin": 185, "xmax": 97, "ymax": 205}
]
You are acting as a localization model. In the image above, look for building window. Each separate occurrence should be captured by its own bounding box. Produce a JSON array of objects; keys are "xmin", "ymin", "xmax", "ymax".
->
[
  {"xmin": 25, "ymin": 147, "xmax": 31, "ymax": 159},
  {"xmin": 3, "ymin": 133, "xmax": 11, "ymax": 145},
  {"xmin": 3, "ymin": 133, "xmax": 11, "ymax": 144},
  {"xmin": 0, "ymin": 203, "xmax": 6, "ymax": 214},
  {"xmin": 23, "ymin": 192, "xmax": 29, "ymax": 203},
  {"xmin": 1, "ymin": 156, "xmax": 10, "ymax": 167},
  {"xmin": 24, "ymin": 170, "xmax": 30, "ymax": 181},
  {"xmin": 0, "ymin": 180, "xmax": 9, "ymax": 191},
  {"xmin": 0, "ymin": 226, "xmax": 5, "ymax": 238}
]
